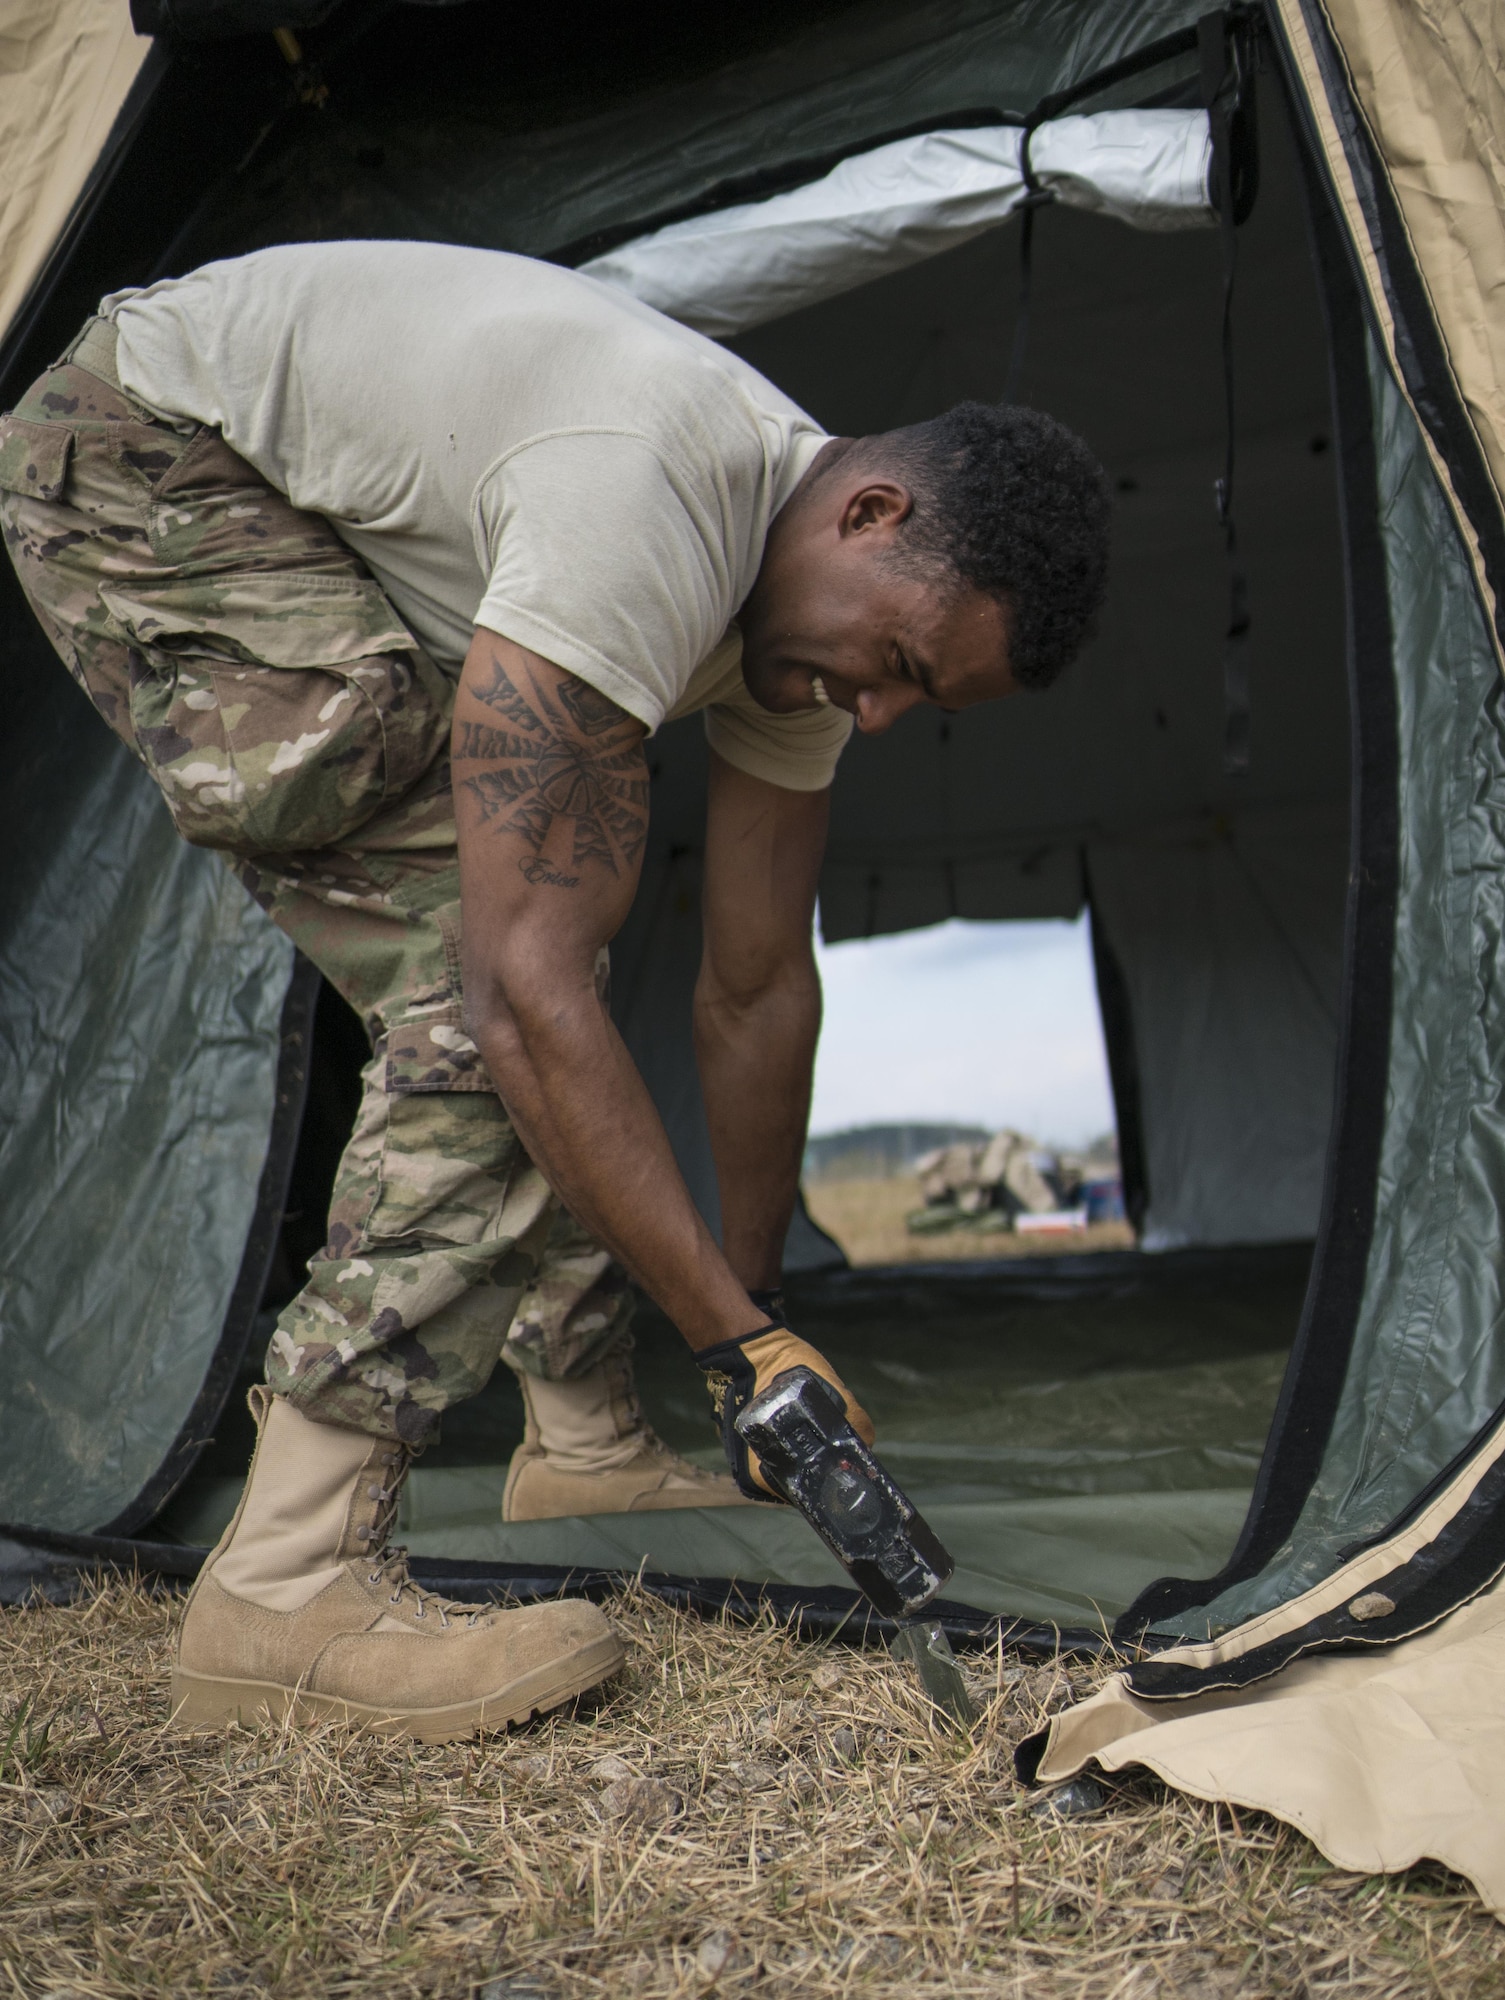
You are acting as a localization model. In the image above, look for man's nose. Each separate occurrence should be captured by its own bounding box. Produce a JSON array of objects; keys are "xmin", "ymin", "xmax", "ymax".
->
[{"xmin": 854, "ymin": 683, "xmax": 926, "ymax": 735}]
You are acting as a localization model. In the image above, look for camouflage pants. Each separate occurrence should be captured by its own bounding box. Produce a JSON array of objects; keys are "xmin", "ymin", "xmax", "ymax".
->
[{"xmin": 0, "ymin": 319, "xmax": 632, "ymax": 1444}]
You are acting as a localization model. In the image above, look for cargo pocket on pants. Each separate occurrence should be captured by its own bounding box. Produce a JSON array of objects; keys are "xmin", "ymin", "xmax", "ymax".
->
[
  {"xmin": 97, "ymin": 571, "xmax": 452, "ymax": 853},
  {"xmin": 364, "ymin": 1001, "xmax": 552, "ymax": 1257},
  {"xmin": 384, "ymin": 1001, "xmax": 496, "ymax": 1096},
  {"xmin": 0, "ymin": 415, "xmax": 73, "ymax": 503}
]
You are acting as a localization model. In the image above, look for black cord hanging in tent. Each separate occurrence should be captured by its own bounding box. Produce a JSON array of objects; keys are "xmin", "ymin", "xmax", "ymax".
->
[
  {"xmin": 1001, "ymin": 122, "xmax": 1053, "ymax": 406},
  {"xmin": 1000, "ymin": 20, "xmax": 1208, "ymax": 405},
  {"xmin": 1199, "ymin": 10, "xmax": 1261, "ymax": 775}
]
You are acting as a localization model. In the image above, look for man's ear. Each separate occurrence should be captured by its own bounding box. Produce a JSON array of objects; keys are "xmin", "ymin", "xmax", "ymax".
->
[{"xmin": 838, "ymin": 478, "xmax": 913, "ymax": 540}]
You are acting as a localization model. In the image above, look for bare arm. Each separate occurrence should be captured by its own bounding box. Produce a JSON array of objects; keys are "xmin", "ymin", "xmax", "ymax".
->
[
  {"xmin": 696, "ymin": 750, "xmax": 828, "ymax": 1289},
  {"xmin": 454, "ymin": 628, "xmax": 765, "ymax": 1351}
]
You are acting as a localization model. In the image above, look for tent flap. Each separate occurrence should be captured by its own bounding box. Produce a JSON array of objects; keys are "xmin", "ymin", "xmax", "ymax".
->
[
  {"xmin": 0, "ymin": 2, "xmax": 153, "ymax": 354},
  {"xmin": 1272, "ymin": 0, "xmax": 1505, "ymax": 667},
  {"xmin": 0, "ymin": 622, "xmax": 294, "ymax": 1535},
  {"xmin": 1143, "ymin": 329, "xmax": 1505, "ymax": 1643},
  {"xmin": 1031, "ymin": 1571, "xmax": 1505, "ymax": 1921},
  {"xmin": 1315, "ymin": 0, "xmax": 1505, "ymax": 640}
]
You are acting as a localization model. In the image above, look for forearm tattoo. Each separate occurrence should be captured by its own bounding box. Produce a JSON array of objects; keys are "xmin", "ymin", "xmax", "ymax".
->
[{"xmin": 455, "ymin": 655, "xmax": 648, "ymax": 890}]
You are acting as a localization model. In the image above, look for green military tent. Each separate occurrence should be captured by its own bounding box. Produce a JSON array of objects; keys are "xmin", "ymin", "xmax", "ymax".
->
[{"xmin": 4, "ymin": 0, "xmax": 1505, "ymax": 1838}]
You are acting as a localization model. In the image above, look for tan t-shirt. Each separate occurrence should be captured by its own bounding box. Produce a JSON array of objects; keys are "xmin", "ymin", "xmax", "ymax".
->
[{"xmin": 102, "ymin": 241, "xmax": 852, "ymax": 791}]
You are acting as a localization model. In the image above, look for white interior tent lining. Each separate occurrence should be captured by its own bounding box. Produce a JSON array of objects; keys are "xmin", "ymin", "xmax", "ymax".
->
[{"xmin": 582, "ymin": 109, "xmax": 1215, "ymax": 338}]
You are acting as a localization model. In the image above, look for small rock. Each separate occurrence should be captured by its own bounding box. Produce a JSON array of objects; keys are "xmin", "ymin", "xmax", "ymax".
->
[
  {"xmin": 509, "ymin": 1754, "xmax": 552, "ymax": 1781},
  {"xmin": 829, "ymin": 1726, "xmax": 858, "ymax": 1763},
  {"xmin": 1348, "ymin": 1591, "xmax": 1396, "ymax": 1622},
  {"xmin": 599, "ymin": 1776, "xmax": 680, "ymax": 1827},
  {"xmin": 478, "ymin": 1980, "xmax": 551, "ymax": 2000},
  {"xmin": 811, "ymin": 1660, "xmax": 842, "ymax": 1693},
  {"xmin": 730, "ymin": 1757, "xmax": 779, "ymax": 1790},
  {"xmin": 1031, "ymin": 1775, "xmax": 1107, "ymax": 1820},
  {"xmin": 695, "ymin": 1928, "xmax": 744, "ymax": 1983},
  {"xmin": 588, "ymin": 1754, "xmax": 636, "ymax": 1784}
]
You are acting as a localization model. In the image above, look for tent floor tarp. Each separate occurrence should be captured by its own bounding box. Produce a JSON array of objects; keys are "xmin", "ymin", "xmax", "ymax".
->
[{"xmin": 143, "ymin": 1244, "xmax": 1308, "ymax": 1632}]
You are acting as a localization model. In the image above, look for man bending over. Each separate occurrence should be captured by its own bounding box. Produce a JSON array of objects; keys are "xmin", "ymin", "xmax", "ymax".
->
[{"xmin": 0, "ymin": 241, "xmax": 1109, "ymax": 1738}]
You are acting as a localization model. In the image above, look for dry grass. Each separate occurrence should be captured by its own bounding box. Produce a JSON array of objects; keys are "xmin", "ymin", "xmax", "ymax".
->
[
  {"xmin": 2, "ymin": 1578, "xmax": 1501, "ymax": 1997},
  {"xmin": 804, "ymin": 1174, "xmax": 1135, "ymax": 1267}
]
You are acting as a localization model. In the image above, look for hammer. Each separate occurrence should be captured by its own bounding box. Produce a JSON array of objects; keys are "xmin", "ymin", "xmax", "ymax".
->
[{"xmin": 734, "ymin": 1368, "xmax": 977, "ymax": 1725}]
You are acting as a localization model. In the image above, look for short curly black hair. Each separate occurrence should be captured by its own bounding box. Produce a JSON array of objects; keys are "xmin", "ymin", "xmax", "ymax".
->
[{"xmin": 869, "ymin": 402, "xmax": 1111, "ymax": 690}]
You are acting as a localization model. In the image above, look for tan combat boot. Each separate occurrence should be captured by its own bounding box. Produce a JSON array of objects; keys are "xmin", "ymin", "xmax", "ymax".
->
[
  {"xmin": 502, "ymin": 1348, "xmax": 759, "ymax": 1521},
  {"xmin": 172, "ymin": 1388, "xmax": 624, "ymax": 1741}
]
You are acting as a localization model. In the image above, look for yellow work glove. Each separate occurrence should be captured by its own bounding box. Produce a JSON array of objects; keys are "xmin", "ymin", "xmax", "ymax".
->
[{"xmin": 694, "ymin": 1314, "xmax": 875, "ymax": 1499}]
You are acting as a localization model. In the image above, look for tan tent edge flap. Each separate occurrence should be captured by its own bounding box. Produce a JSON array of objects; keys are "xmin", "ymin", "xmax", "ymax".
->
[
  {"xmin": 1034, "ymin": 1573, "xmax": 1505, "ymax": 1921},
  {"xmin": 0, "ymin": 0, "xmax": 152, "ymax": 354},
  {"xmin": 1271, "ymin": 0, "xmax": 1505, "ymax": 671},
  {"xmin": 1322, "ymin": 1, "xmax": 1505, "ymax": 518}
]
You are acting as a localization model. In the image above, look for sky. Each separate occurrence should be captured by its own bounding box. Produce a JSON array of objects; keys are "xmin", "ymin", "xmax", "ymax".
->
[{"xmin": 809, "ymin": 913, "xmax": 1117, "ymax": 1149}]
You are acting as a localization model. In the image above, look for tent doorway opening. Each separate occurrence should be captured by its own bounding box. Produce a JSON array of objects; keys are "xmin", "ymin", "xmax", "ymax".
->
[
  {"xmin": 139, "ymin": 60, "xmax": 1348, "ymax": 1637},
  {"xmin": 800, "ymin": 912, "xmax": 1125, "ymax": 1267}
]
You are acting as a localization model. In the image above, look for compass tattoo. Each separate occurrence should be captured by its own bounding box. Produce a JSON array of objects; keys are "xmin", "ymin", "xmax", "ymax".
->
[{"xmin": 455, "ymin": 653, "xmax": 649, "ymax": 890}]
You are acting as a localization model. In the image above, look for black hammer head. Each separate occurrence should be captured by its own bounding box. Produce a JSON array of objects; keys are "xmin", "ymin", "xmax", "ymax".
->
[{"xmin": 733, "ymin": 1367, "xmax": 954, "ymax": 1619}]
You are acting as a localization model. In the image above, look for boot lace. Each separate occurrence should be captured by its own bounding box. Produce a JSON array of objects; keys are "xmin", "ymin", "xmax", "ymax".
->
[
  {"xmin": 643, "ymin": 1427, "xmax": 718, "ymax": 1481},
  {"xmin": 355, "ymin": 1449, "xmax": 485, "ymax": 1629}
]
